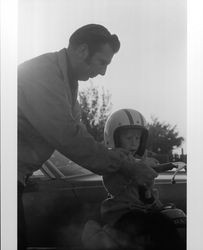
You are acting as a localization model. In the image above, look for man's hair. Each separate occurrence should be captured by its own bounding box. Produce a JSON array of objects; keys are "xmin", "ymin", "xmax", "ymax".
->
[{"xmin": 69, "ymin": 24, "xmax": 120, "ymax": 56}]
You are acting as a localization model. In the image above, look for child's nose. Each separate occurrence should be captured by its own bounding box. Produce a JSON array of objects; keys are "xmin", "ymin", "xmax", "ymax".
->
[{"xmin": 132, "ymin": 137, "xmax": 138, "ymax": 145}]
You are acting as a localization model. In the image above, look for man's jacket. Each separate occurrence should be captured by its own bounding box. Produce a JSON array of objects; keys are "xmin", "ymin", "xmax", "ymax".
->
[{"xmin": 18, "ymin": 48, "xmax": 123, "ymax": 184}]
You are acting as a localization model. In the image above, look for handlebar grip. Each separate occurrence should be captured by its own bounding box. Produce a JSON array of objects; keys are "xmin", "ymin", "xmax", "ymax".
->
[{"xmin": 152, "ymin": 163, "xmax": 174, "ymax": 173}]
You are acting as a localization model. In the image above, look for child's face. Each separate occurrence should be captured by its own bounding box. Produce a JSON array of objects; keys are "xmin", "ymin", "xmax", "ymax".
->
[{"xmin": 119, "ymin": 128, "xmax": 142, "ymax": 154}]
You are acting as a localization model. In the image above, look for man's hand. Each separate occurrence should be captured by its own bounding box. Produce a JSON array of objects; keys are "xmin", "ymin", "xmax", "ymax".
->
[
  {"xmin": 142, "ymin": 157, "xmax": 159, "ymax": 168},
  {"xmin": 120, "ymin": 159, "xmax": 158, "ymax": 189},
  {"xmin": 131, "ymin": 161, "xmax": 157, "ymax": 188},
  {"xmin": 112, "ymin": 148, "xmax": 141, "ymax": 164},
  {"xmin": 111, "ymin": 148, "xmax": 132, "ymax": 160},
  {"xmin": 111, "ymin": 149, "xmax": 158, "ymax": 189}
]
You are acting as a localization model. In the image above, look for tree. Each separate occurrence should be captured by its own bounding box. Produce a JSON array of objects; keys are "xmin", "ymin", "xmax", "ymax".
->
[
  {"xmin": 79, "ymin": 83, "xmax": 112, "ymax": 142},
  {"xmin": 146, "ymin": 116, "xmax": 184, "ymax": 155}
]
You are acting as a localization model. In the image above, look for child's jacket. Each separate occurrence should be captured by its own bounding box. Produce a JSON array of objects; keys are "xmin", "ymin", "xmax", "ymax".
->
[{"xmin": 101, "ymin": 170, "xmax": 162, "ymax": 225}]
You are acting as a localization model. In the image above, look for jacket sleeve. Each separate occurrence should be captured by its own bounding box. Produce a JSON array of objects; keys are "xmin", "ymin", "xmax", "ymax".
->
[{"xmin": 18, "ymin": 62, "xmax": 125, "ymax": 175}]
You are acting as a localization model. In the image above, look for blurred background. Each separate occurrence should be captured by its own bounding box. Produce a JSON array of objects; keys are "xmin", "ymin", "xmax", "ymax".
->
[{"xmin": 18, "ymin": 0, "xmax": 187, "ymax": 161}]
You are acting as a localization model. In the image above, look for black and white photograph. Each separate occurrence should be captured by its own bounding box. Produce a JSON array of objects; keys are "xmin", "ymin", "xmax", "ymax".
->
[{"xmin": 1, "ymin": 0, "xmax": 203, "ymax": 249}]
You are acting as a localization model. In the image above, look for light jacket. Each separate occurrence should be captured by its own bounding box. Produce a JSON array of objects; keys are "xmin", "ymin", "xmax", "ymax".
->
[{"xmin": 18, "ymin": 48, "xmax": 123, "ymax": 184}]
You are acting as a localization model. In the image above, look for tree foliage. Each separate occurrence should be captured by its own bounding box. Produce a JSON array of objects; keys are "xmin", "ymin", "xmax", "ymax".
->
[
  {"xmin": 79, "ymin": 86, "xmax": 184, "ymax": 154},
  {"xmin": 79, "ymin": 84, "xmax": 112, "ymax": 142},
  {"xmin": 146, "ymin": 117, "xmax": 184, "ymax": 155}
]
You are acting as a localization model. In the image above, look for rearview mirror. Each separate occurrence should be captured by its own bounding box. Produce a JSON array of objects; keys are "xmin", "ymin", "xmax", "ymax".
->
[{"xmin": 171, "ymin": 162, "xmax": 187, "ymax": 184}]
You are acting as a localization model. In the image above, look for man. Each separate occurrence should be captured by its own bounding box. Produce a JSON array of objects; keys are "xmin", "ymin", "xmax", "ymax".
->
[{"xmin": 18, "ymin": 24, "xmax": 157, "ymax": 249}]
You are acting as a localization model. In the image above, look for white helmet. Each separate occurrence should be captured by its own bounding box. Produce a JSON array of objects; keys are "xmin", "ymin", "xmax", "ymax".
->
[{"xmin": 104, "ymin": 109, "xmax": 148, "ymax": 156}]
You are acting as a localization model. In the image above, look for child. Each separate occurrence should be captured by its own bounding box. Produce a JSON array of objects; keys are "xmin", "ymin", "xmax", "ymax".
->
[
  {"xmin": 101, "ymin": 109, "xmax": 162, "ymax": 226},
  {"xmin": 82, "ymin": 109, "xmax": 184, "ymax": 250}
]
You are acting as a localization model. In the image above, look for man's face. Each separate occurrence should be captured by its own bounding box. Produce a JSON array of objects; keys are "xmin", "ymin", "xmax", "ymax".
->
[
  {"xmin": 119, "ymin": 128, "xmax": 142, "ymax": 154},
  {"xmin": 78, "ymin": 43, "xmax": 115, "ymax": 81}
]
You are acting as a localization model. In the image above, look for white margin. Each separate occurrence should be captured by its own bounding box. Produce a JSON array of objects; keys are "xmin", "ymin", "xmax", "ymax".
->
[
  {"xmin": 187, "ymin": 0, "xmax": 203, "ymax": 249},
  {"xmin": 1, "ymin": 0, "xmax": 18, "ymax": 249}
]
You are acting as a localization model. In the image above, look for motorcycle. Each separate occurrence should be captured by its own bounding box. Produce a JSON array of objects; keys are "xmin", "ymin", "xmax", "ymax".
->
[{"xmin": 82, "ymin": 161, "xmax": 187, "ymax": 250}]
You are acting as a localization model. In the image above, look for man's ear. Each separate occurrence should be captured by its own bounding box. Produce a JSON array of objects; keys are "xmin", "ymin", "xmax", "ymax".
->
[{"xmin": 75, "ymin": 44, "xmax": 89, "ymax": 61}]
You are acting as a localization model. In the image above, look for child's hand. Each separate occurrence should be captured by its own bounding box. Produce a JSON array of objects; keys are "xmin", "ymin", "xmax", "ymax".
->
[
  {"xmin": 144, "ymin": 189, "xmax": 153, "ymax": 199},
  {"xmin": 142, "ymin": 188, "xmax": 163, "ymax": 208}
]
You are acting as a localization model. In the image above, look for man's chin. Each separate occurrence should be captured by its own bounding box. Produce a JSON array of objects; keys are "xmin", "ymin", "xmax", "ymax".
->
[
  {"xmin": 79, "ymin": 74, "xmax": 96, "ymax": 81},
  {"xmin": 89, "ymin": 75, "xmax": 96, "ymax": 79}
]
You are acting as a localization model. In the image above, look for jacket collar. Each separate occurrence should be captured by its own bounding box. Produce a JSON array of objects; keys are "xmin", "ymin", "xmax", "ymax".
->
[{"xmin": 57, "ymin": 48, "xmax": 79, "ymax": 106}]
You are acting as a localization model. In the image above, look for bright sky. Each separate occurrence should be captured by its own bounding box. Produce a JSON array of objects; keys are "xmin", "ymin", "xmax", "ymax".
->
[{"xmin": 18, "ymin": 0, "xmax": 187, "ymax": 153}]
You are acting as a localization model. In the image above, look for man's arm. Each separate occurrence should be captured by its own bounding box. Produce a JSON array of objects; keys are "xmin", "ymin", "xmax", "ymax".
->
[{"xmin": 18, "ymin": 62, "xmax": 157, "ymax": 183}]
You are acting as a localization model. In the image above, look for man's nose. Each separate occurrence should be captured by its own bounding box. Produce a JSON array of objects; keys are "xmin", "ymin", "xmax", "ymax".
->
[{"xmin": 99, "ymin": 66, "xmax": 107, "ymax": 76}]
